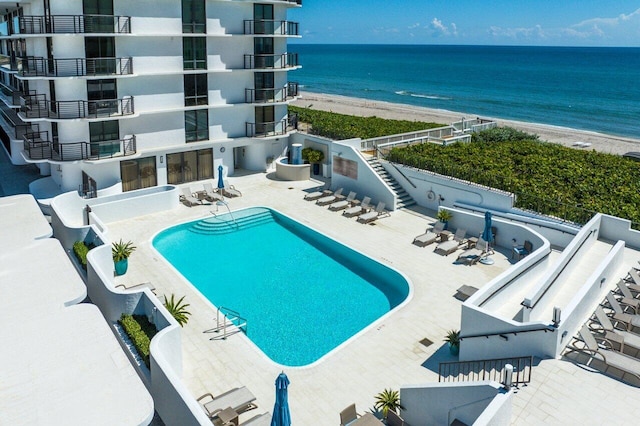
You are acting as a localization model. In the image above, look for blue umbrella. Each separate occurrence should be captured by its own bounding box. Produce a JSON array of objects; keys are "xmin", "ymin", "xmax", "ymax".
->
[
  {"xmin": 271, "ymin": 372, "xmax": 291, "ymax": 426},
  {"xmin": 217, "ymin": 165, "xmax": 225, "ymax": 193},
  {"xmin": 481, "ymin": 211, "xmax": 494, "ymax": 244}
]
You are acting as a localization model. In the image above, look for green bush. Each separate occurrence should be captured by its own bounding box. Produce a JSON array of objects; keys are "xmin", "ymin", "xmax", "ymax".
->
[
  {"xmin": 387, "ymin": 127, "xmax": 640, "ymax": 226},
  {"xmin": 119, "ymin": 314, "xmax": 158, "ymax": 368},
  {"xmin": 290, "ymin": 105, "xmax": 444, "ymax": 140},
  {"xmin": 73, "ymin": 241, "xmax": 90, "ymax": 270}
]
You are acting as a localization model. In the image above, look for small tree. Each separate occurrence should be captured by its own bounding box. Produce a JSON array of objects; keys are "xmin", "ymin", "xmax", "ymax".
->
[
  {"xmin": 301, "ymin": 147, "xmax": 324, "ymax": 163},
  {"xmin": 163, "ymin": 294, "xmax": 192, "ymax": 327},
  {"xmin": 374, "ymin": 388, "xmax": 403, "ymax": 419}
]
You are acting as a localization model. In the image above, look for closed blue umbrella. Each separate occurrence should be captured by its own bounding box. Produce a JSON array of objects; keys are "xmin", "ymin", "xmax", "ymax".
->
[
  {"xmin": 480, "ymin": 211, "xmax": 495, "ymax": 265},
  {"xmin": 271, "ymin": 372, "xmax": 291, "ymax": 426},
  {"xmin": 217, "ymin": 165, "xmax": 225, "ymax": 193}
]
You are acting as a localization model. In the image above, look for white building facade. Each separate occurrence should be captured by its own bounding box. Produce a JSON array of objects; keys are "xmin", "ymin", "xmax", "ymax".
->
[{"xmin": 0, "ymin": 0, "xmax": 301, "ymax": 195}]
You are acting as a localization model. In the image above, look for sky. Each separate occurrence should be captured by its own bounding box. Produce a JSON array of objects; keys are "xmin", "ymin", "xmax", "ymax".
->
[{"xmin": 288, "ymin": 1, "xmax": 640, "ymax": 46}]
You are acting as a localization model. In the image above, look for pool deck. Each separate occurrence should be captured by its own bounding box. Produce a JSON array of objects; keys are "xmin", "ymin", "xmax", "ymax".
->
[{"xmin": 110, "ymin": 171, "xmax": 640, "ymax": 425}]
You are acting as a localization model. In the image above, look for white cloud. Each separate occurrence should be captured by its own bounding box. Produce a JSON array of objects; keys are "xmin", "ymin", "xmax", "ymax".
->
[
  {"xmin": 430, "ymin": 18, "xmax": 458, "ymax": 37},
  {"xmin": 408, "ymin": 23, "xmax": 421, "ymax": 30}
]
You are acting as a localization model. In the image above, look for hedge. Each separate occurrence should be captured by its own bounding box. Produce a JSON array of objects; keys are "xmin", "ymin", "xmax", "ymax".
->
[{"xmin": 119, "ymin": 314, "xmax": 157, "ymax": 368}]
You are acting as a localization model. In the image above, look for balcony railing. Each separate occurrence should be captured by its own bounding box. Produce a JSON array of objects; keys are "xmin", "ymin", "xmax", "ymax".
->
[
  {"xmin": 17, "ymin": 15, "xmax": 131, "ymax": 34},
  {"xmin": 246, "ymin": 112, "xmax": 298, "ymax": 137},
  {"xmin": 20, "ymin": 94, "xmax": 134, "ymax": 120},
  {"xmin": 23, "ymin": 131, "xmax": 136, "ymax": 161},
  {"xmin": 244, "ymin": 53, "xmax": 299, "ymax": 70},
  {"xmin": 244, "ymin": 20, "xmax": 299, "ymax": 36},
  {"xmin": 276, "ymin": 0, "xmax": 302, "ymax": 4},
  {"xmin": 245, "ymin": 82, "xmax": 299, "ymax": 104},
  {"xmin": 18, "ymin": 57, "xmax": 133, "ymax": 77}
]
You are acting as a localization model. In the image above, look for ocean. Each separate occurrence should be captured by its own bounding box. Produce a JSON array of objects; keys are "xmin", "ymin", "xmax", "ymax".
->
[{"xmin": 289, "ymin": 44, "xmax": 640, "ymax": 139}]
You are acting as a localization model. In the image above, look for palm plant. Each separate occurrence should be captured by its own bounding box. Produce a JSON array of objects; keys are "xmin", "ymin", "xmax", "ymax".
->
[
  {"xmin": 163, "ymin": 294, "xmax": 191, "ymax": 327},
  {"xmin": 112, "ymin": 239, "xmax": 136, "ymax": 262},
  {"xmin": 374, "ymin": 388, "xmax": 403, "ymax": 419}
]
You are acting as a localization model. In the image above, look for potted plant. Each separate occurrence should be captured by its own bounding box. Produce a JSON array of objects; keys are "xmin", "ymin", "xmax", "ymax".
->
[
  {"xmin": 444, "ymin": 329, "xmax": 461, "ymax": 355},
  {"xmin": 437, "ymin": 209, "xmax": 453, "ymax": 229},
  {"xmin": 302, "ymin": 147, "xmax": 325, "ymax": 175},
  {"xmin": 374, "ymin": 388, "xmax": 403, "ymax": 420},
  {"xmin": 163, "ymin": 294, "xmax": 192, "ymax": 327},
  {"xmin": 112, "ymin": 239, "xmax": 136, "ymax": 276}
]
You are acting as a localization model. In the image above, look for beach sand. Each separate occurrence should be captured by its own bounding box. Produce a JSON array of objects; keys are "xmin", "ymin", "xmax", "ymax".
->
[{"xmin": 291, "ymin": 91, "xmax": 640, "ymax": 156}]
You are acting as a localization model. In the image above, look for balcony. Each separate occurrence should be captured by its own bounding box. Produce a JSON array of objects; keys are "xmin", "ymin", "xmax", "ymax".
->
[
  {"xmin": 17, "ymin": 15, "xmax": 131, "ymax": 34},
  {"xmin": 244, "ymin": 53, "xmax": 299, "ymax": 70},
  {"xmin": 244, "ymin": 20, "xmax": 299, "ymax": 36},
  {"xmin": 19, "ymin": 94, "xmax": 134, "ymax": 120},
  {"xmin": 18, "ymin": 57, "xmax": 133, "ymax": 78},
  {"xmin": 23, "ymin": 131, "xmax": 136, "ymax": 161},
  {"xmin": 245, "ymin": 82, "xmax": 299, "ymax": 104},
  {"xmin": 246, "ymin": 112, "xmax": 297, "ymax": 137}
]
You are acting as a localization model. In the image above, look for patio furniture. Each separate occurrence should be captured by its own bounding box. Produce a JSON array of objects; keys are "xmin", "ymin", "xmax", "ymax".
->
[
  {"xmin": 357, "ymin": 202, "xmax": 389, "ymax": 224},
  {"xmin": 180, "ymin": 187, "xmax": 201, "ymax": 206},
  {"xmin": 223, "ymin": 184, "xmax": 242, "ymax": 198},
  {"xmin": 316, "ymin": 188, "xmax": 344, "ymax": 206},
  {"xmin": 203, "ymin": 182, "xmax": 224, "ymax": 202},
  {"xmin": 606, "ymin": 292, "xmax": 640, "ymax": 331},
  {"xmin": 456, "ymin": 238, "xmax": 488, "ymax": 265},
  {"xmin": 304, "ymin": 187, "xmax": 332, "ymax": 201},
  {"xmin": 339, "ymin": 403, "xmax": 361, "ymax": 426},
  {"xmin": 329, "ymin": 191, "xmax": 357, "ymax": 211},
  {"xmin": 197, "ymin": 386, "xmax": 257, "ymax": 419},
  {"xmin": 455, "ymin": 285, "xmax": 479, "ymax": 301},
  {"xmin": 241, "ymin": 412, "xmax": 272, "ymax": 425},
  {"xmin": 343, "ymin": 196, "xmax": 372, "ymax": 218},
  {"xmin": 386, "ymin": 410, "xmax": 405, "ymax": 426},
  {"xmin": 412, "ymin": 221, "xmax": 445, "ymax": 247},
  {"xmin": 435, "ymin": 228, "xmax": 468, "ymax": 256},
  {"xmin": 512, "ymin": 240, "xmax": 533, "ymax": 260}
]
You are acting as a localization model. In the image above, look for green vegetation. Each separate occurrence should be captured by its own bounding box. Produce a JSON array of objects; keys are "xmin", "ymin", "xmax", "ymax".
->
[
  {"xmin": 112, "ymin": 239, "xmax": 136, "ymax": 262},
  {"xmin": 119, "ymin": 314, "xmax": 158, "ymax": 368},
  {"xmin": 163, "ymin": 294, "xmax": 192, "ymax": 327},
  {"xmin": 72, "ymin": 240, "xmax": 95, "ymax": 270},
  {"xmin": 301, "ymin": 147, "xmax": 324, "ymax": 163},
  {"xmin": 374, "ymin": 389, "xmax": 403, "ymax": 419},
  {"xmin": 290, "ymin": 105, "xmax": 444, "ymax": 140},
  {"xmin": 444, "ymin": 329, "xmax": 461, "ymax": 347},
  {"xmin": 387, "ymin": 127, "xmax": 640, "ymax": 226}
]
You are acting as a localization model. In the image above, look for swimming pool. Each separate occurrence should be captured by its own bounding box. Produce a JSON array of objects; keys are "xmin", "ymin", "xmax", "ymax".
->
[{"xmin": 153, "ymin": 207, "xmax": 410, "ymax": 366}]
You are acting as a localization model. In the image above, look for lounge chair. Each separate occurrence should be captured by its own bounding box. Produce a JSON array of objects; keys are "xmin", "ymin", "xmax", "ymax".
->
[
  {"xmin": 455, "ymin": 285, "xmax": 479, "ymax": 301},
  {"xmin": 357, "ymin": 202, "xmax": 389, "ymax": 224},
  {"xmin": 197, "ymin": 386, "xmax": 257, "ymax": 419},
  {"xmin": 339, "ymin": 403, "xmax": 360, "ymax": 426},
  {"xmin": 412, "ymin": 221, "xmax": 445, "ymax": 247},
  {"xmin": 606, "ymin": 293, "xmax": 640, "ymax": 332},
  {"xmin": 180, "ymin": 187, "xmax": 201, "ymax": 206},
  {"xmin": 115, "ymin": 281, "xmax": 156, "ymax": 294},
  {"xmin": 329, "ymin": 191, "xmax": 357, "ymax": 211},
  {"xmin": 223, "ymin": 184, "xmax": 242, "ymax": 198},
  {"xmin": 386, "ymin": 410, "xmax": 405, "ymax": 426},
  {"xmin": 316, "ymin": 188, "xmax": 344, "ymax": 206},
  {"xmin": 591, "ymin": 306, "xmax": 640, "ymax": 354},
  {"xmin": 242, "ymin": 412, "xmax": 272, "ymax": 426},
  {"xmin": 456, "ymin": 238, "xmax": 488, "ymax": 265},
  {"xmin": 565, "ymin": 325, "xmax": 640, "ymax": 381},
  {"xmin": 512, "ymin": 240, "xmax": 533, "ymax": 260},
  {"xmin": 435, "ymin": 228, "xmax": 468, "ymax": 256},
  {"xmin": 304, "ymin": 187, "xmax": 331, "ymax": 201},
  {"xmin": 615, "ymin": 280, "xmax": 640, "ymax": 311},
  {"xmin": 343, "ymin": 196, "xmax": 371, "ymax": 218},
  {"xmin": 203, "ymin": 182, "xmax": 224, "ymax": 202},
  {"xmin": 624, "ymin": 269, "xmax": 640, "ymax": 295}
]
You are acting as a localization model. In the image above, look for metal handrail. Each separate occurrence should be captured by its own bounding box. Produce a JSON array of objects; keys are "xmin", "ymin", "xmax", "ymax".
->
[
  {"xmin": 216, "ymin": 306, "xmax": 247, "ymax": 339},
  {"xmin": 243, "ymin": 53, "xmax": 299, "ymax": 70},
  {"xmin": 18, "ymin": 56, "xmax": 133, "ymax": 77},
  {"xmin": 459, "ymin": 325, "xmax": 555, "ymax": 341},
  {"xmin": 244, "ymin": 82, "xmax": 298, "ymax": 104},
  {"xmin": 246, "ymin": 112, "xmax": 298, "ymax": 138},
  {"xmin": 438, "ymin": 355, "xmax": 533, "ymax": 385},
  {"xmin": 23, "ymin": 133, "xmax": 136, "ymax": 161},
  {"xmin": 20, "ymin": 94, "xmax": 134, "ymax": 120},
  {"xmin": 243, "ymin": 19, "xmax": 300, "ymax": 35},
  {"xmin": 17, "ymin": 14, "xmax": 131, "ymax": 34}
]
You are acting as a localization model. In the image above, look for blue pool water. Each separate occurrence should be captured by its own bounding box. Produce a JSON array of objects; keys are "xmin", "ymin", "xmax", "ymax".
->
[{"xmin": 152, "ymin": 207, "xmax": 410, "ymax": 366}]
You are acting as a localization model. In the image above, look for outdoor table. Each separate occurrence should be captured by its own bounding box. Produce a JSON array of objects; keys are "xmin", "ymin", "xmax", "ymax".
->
[{"xmin": 352, "ymin": 412, "xmax": 384, "ymax": 425}]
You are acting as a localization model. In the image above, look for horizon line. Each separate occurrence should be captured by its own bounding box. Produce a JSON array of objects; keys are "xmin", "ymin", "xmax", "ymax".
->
[{"xmin": 288, "ymin": 42, "xmax": 640, "ymax": 49}]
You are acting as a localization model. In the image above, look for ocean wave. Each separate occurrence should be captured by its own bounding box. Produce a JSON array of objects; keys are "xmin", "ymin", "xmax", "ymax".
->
[{"xmin": 395, "ymin": 90, "xmax": 451, "ymax": 101}]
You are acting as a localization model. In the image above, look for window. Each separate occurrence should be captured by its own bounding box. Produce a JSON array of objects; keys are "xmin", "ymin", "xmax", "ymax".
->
[
  {"xmin": 85, "ymin": 37, "xmax": 115, "ymax": 74},
  {"xmin": 254, "ymin": 38, "xmax": 274, "ymax": 68},
  {"xmin": 184, "ymin": 74, "xmax": 208, "ymax": 106},
  {"xmin": 82, "ymin": 0, "xmax": 115, "ymax": 33},
  {"xmin": 255, "ymin": 106, "xmax": 275, "ymax": 135},
  {"xmin": 83, "ymin": 0, "xmax": 113, "ymax": 15},
  {"xmin": 185, "ymin": 110, "xmax": 209, "ymax": 142},
  {"xmin": 167, "ymin": 149, "xmax": 213, "ymax": 184},
  {"xmin": 254, "ymin": 72, "xmax": 274, "ymax": 102},
  {"xmin": 87, "ymin": 79, "xmax": 117, "ymax": 116},
  {"xmin": 183, "ymin": 37, "xmax": 206, "ymax": 70},
  {"xmin": 253, "ymin": 4, "xmax": 273, "ymax": 34},
  {"xmin": 182, "ymin": 0, "xmax": 206, "ymax": 33},
  {"xmin": 120, "ymin": 157, "xmax": 157, "ymax": 192},
  {"xmin": 89, "ymin": 120, "xmax": 119, "ymax": 157}
]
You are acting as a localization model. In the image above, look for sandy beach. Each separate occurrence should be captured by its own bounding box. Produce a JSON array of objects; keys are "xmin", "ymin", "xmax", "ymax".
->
[{"xmin": 291, "ymin": 91, "xmax": 640, "ymax": 156}]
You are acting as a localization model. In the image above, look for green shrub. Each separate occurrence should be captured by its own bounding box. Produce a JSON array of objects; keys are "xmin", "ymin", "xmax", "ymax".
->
[
  {"xmin": 290, "ymin": 105, "xmax": 444, "ymax": 140},
  {"xmin": 73, "ymin": 241, "xmax": 90, "ymax": 270},
  {"xmin": 119, "ymin": 314, "xmax": 158, "ymax": 368}
]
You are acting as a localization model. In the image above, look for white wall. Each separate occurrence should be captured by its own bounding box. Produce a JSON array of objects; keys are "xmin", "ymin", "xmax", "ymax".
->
[{"xmin": 400, "ymin": 381, "xmax": 512, "ymax": 426}]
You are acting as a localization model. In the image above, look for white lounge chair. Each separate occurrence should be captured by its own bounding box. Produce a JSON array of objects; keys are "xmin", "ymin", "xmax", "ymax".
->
[
  {"xmin": 343, "ymin": 196, "xmax": 371, "ymax": 218},
  {"xmin": 357, "ymin": 201, "xmax": 388, "ymax": 224},
  {"xmin": 591, "ymin": 306, "xmax": 640, "ymax": 354},
  {"xmin": 203, "ymin": 182, "xmax": 224, "ymax": 202},
  {"xmin": 242, "ymin": 412, "xmax": 272, "ymax": 426},
  {"xmin": 304, "ymin": 187, "xmax": 331, "ymax": 201},
  {"xmin": 615, "ymin": 280, "xmax": 640, "ymax": 311},
  {"xmin": 316, "ymin": 188, "xmax": 343, "ymax": 206},
  {"xmin": 624, "ymin": 269, "xmax": 640, "ymax": 295},
  {"xmin": 223, "ymin": 184, "xmax": 242, "ymax": 198},
  {"xmin": 329, "ymin": 191, "xmax": 356, "ymax": 211},
  {"xmin": 456, "ymin": 238, "xmax": 488, "ymax": 265},
  {"xmin": 413, "ymin": 221, "xmax": 445, "ymax": 247},
  {"xmin": 435, "ymin": 228, "xmax": 468, "ymax": 256},
  {"xmin": 197, "ymin": 386, "xmax": 257, "ymax": 419},
  {"xmin": 180, "ymin": 187, "xmax": 201, "ymax": 206},
  {"xmin": 606, "ymin": 292, "xmax": 640, "ymax": 332}
]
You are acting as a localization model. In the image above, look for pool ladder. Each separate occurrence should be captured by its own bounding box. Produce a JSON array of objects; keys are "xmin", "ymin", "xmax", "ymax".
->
[{"xmin": 215, "ymin": 306, "xmax": 247, "ymax": 339}]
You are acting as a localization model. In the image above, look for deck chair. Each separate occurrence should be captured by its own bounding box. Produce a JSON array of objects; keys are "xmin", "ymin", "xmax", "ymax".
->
[
  {"xmin": 456, "ymin": 238, "xmax": 488, "ymax": 265},
  {"xmin": 197, "ymin": 386, "xmax": 257, "ymax": 419},
  {"xmin": 455, "ymin": 285, "xmax": 479, "ymax": 301},
  {"xmin": 591, "ymin": 306, "xmax": 640, "ymax": 353},
  {"xmin": 357, "ymin": 201, "xmax": 389, "ymax": 224},
  {"xmin": 624, "ymin": 269, "xmax": 640, "ymax": 295},
  {"xmin": 316, "ymin": 188, "xmax": 344, "ymax": 206},
  {"xmin": 180, "ymin": 187, "xmax": 201, "ymax": 206},
  {"xmin": 304, "ymin": 187, "xmax": 331, "ymax": 201},
  {"xmin": 223, "ymin": 184, "xmax": 242, "ymax": 198},
  {"xmin": 615, "ymin": 280, "xmax": 640, "ymax": 311},
  {"xmin": 343, "ymin": 196, "xmax": 371, "ymax": 218},
  {"xmin": 513, "ymin": 240, "xmax": 533, "ymax": 260},
  {"xmin": 412, "ymin": 221, "xmax": 445, "ymax": 247},
  {"xmin": 203, "ymin": 182, "xmax": 224, "ymax": 202},
  {"xmin": 567, "ymin": 325, "xmax": 640, "ymax": 381},
  {"xmin": 329, "ymin": 191, "xmax": 356, "ymax": 211},
  {"xmin": 339, "ymin": 404, "xmax": 360, "ymax": 426},
  {"xmin": 242, "ymin": 412, "xmax": 272, "ymax": 426},
  {"xmin": 435, "ymin": 228, "xmax": 468, "ymax": 256},
  {"xmin": 115, "ymin": 281, "xmax": 156, "ymax": 294},
  {"xmin": 606, "ymin": 292, "xmax": 640, "ymax": 331},
  {"xmin": 386, "ymin": 410, "xmax": 405, "ymax": 426}
]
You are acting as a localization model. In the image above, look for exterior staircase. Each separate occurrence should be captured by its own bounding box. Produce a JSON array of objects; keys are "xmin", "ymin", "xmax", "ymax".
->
[{"xmin": 367, "ymin": 158, "xmax": 416, "ymax": 209}]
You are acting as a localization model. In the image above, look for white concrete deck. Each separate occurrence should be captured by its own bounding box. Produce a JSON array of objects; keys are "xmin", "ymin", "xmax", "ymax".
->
[{"xmin": 109, "ymin": 172, "xmax": 640, "ymax": 425}]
